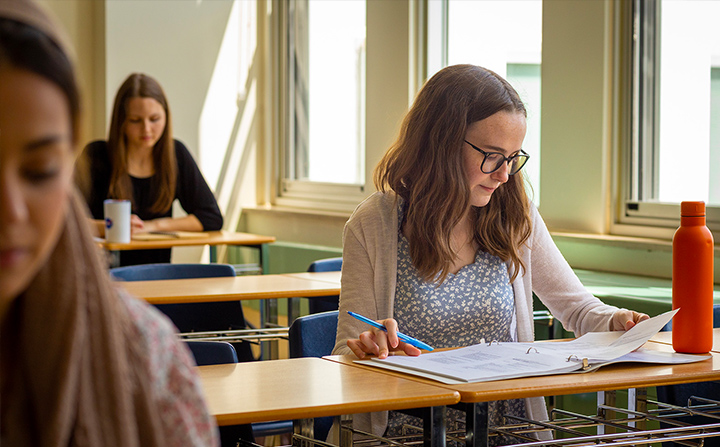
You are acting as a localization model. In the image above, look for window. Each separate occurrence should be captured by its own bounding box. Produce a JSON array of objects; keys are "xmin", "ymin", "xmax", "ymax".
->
[
  {"xmin": 278, "ymin": 0, "xmax": 367, "ymax": 211},
  {"xmin": 274, "ymin": 1, "xmax": 541, "ymax": 212},
  {"xmin": 620, "ymin": 0, "xmax": 720, "ymax": 236},
  {"xmin": 428, "ymin": 0, "xmax": 543, "ymax": 203}
]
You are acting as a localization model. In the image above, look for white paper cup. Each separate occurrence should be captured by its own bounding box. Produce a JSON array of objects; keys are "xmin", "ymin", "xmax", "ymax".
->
[{"xmin": 104, "ymin": 199, "xmax": 131, "ymax": 243}]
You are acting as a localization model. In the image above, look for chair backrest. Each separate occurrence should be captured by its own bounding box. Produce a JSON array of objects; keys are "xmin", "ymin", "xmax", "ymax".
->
[
  {"xmin": 662, "ymin": 303, "xmax": 720, "ymax": 331},
  {"xmin": 307, "ymin": 258, "xmax": 342, "ymax": 314},
  {"xmin": 110, "ymin": 263, "xmax": 236, "ymax": 281},
  {"xmin": 288, "ymin": 310, "xmax": 339, "ymax": 358},
  {"xmin": 307, "ymin": 257, "xmax": 342, "ymax": 273},
  {"xmin": 110, "ymin": 263, "xmax": 254, "ymax": 361},
  {"xmin": 185, "ymin": 340, "xmax": 238, "ymax": 366}
]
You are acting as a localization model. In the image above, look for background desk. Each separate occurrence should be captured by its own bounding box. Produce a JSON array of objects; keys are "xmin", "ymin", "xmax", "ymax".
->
[
  {"xmin": 99, "ymin": 231, "xmax": 276, "ymax": 270},
  {"xmin": 119, "ymin": 271, "xmax": 340, "ymax": 332},
  {"xmin": 119, "ymin": 271, "xmax": 341, "ymax": 358},
  {"xmin": 119, "ymin": 271, "xmax": 340, "ymax": 306},
  {"xmin": 197, "ymin": 357, "xmax": 460, "ymax": 446}
]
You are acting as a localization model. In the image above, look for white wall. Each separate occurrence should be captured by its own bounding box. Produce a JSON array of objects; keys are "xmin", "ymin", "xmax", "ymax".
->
[
  {"xmin": 539, "ymin": 0, "xmax": 610, "ymax": 233},
  {"xmin": 105, "ymin": 1, "xmax": 231, "ymax": 160},
  {"xmin": 104, "ymin": 1, "xmax": 259, "ymax": 261}
]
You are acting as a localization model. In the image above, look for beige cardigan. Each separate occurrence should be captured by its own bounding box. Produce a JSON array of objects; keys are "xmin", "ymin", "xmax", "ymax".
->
[{"xmin": 333, "ymin": 191, "xmax": 622, "ymax": 437}]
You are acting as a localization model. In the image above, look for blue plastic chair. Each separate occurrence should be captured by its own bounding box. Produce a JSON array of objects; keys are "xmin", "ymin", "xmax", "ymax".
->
[
  {"xmin": 657, "ymin": 304, "xmax": 720, "ymax": 447},
  {"xmin": 186, "ymin": 340, "xmax": 238, "ymax": 365},
  {"xmin": 288, "ymin": 311, "xmax": 339, "ymax": 441},
  {"xmin": 110, "ymin": 263, "xmax": 255, "ymax": 362},
  {"xmin": 307, "ymin": 257, "xmax": 342, "ymax": 314},
  {"xmin": 289, "ymin": 310, "xmax": 339, "ymax": 358}
]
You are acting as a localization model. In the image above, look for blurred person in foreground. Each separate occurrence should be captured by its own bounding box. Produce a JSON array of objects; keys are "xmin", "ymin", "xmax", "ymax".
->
[{"xmin": 0, "ymin": 1, "xmax": 219, "ymax": 445}]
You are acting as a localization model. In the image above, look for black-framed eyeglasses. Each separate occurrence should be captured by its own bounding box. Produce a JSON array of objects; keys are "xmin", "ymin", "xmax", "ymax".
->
[{"xmin": 464, "ymin": 140, "xmax": 530, "ymax": 175}]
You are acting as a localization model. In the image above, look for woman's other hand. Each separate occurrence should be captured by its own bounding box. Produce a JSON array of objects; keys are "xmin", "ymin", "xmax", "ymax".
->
[
  {"xmin": 130, "ymin": 214, "xmax": 145, "ymax": 234},
  {"xmin": 346, "ymin": 318, "xmax": 422, "ymax": 359},
  {"xmin": 611, "ymin": 309, "xmax": 650, "ymax": 331}
]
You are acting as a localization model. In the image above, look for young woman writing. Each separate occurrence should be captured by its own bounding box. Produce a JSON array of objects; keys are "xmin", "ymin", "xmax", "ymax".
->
[{"xmin": 333, "ymin": 64, "xmax": 649, "ymax": 443}]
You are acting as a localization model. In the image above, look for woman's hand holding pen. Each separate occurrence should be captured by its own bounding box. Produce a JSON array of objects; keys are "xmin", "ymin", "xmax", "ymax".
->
[
  {"xmin": 611, "ymin": 309, "xmax": 650, "ymax": 331},
  {"xmin": 347, "ymin": 318, "xmax": 422, "ymax": 359}
]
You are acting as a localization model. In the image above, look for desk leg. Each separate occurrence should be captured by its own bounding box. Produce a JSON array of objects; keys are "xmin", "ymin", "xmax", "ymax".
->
[
  {"xmin": 210, "ymin": 245, "xmax": 217, "ymax": 263},
  {"xmin": 288, "ymin": 297, "xmax": 301, "ymax": 326},
  {"xmin": 339, "ymin": 415, "xmax": 353, "ymax": 447},
  {"xmin": 423, "ymin": 406, "xmax": 447, "ymax": 447},
  {"xmin": 465, "ymin": 402, "xmax": 489, "ymax": 447},
  {"xmin": 260, "ymin": 243, "xmax": 269, "ymax": 274},
  {"xmin": 597, "ymin": 390, "xmax": 616, "ymax": 435},
  {"xmin": 260, "ymin": 298, "xmax": 280, "ymax": 360},
  {"xmin": 628, "ymin": 387, "xmax": 647, "ymax": 429},
  {"xmin": 294, "ymin": 418, "xmax": 314, "ymax": 447}
]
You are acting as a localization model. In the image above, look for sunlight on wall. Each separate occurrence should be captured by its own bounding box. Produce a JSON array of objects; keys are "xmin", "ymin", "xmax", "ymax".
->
[
  {"xmin": 198, "ymin": 0, "xmax": 258, "ymax": 232},
  {"xmin": 199, "ymin": 1, "xmax": 240, "ymax": 189}
]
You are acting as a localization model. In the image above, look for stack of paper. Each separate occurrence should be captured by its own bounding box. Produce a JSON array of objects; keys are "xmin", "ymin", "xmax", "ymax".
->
[{"xmin": 356, "ymin": 310, "xmax": 710, "ymax": 384}]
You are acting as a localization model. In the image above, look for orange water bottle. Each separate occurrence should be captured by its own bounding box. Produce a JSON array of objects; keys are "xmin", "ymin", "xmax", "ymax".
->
[{"xmin": 672, "ymin": 201, "xmax": 714, "ymax": 353}]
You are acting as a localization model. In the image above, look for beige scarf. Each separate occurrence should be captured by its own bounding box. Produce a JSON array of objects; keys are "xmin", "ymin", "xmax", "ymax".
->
[{"xmin": 1, "ymin": 188, "xmax": 165, "ymax": 446}]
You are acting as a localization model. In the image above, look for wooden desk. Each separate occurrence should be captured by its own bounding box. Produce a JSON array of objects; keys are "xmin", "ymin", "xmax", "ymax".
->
[
  {"xmin": 284, "ymin": 271, "xmax": 343, "ymax": 284},
  {"xmin": 119, "ymin": 271, "xmax": 341, "ymax": 358},
  {"xmin": 118, "ymin": 271, "xmax": 340, "ymax": 305},
  {"xmin": 197, "ymin": 357, "xmax": 460, "ymax": 447},
  {"xmin": 325, "ymin": 341, "xmax": 720, "ymax": 447},
  {"xmin": 99, "ymin": 231, "xmax": 276, "ymax": 270},
  {"xmin": 651, "ymin": 327, "xmax": 720, "ymax": 352}
]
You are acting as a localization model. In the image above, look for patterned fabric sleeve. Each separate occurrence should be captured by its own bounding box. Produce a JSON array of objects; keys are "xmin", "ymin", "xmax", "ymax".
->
[{"xmin": 119, "ymin": 290, "xmax": 220, "ymax": 447}]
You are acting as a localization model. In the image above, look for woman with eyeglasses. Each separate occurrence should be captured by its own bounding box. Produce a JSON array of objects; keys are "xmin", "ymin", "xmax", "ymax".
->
[{"xmin": 332, "ymin": 64, "xmax": 649, "ymax": 443}]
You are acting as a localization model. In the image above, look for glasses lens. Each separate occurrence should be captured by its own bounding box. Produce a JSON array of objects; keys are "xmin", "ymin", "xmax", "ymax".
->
[
  {"xmin": 508, "ymin": 154, "xmax": 529, "ymax": 175},
  {"xmin": 482, "ymin": 153, "xmax": 505, "ymax": 174}
]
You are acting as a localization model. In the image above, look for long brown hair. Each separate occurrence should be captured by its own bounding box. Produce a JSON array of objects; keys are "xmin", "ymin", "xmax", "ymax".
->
[
  {"xmin": 0, "ymin": 17, "xmax": 80, "ymax": 147},
  {"xmin": 0, "ymin": 3, "xmax": 169, "ymax": 444},
  {"xmin": 374, "ymin": 64, "xmax": 532, "ymax": 284},
  {"xmin": 107, "ymin": 73, "xmax": 176, "ymax": 214}
]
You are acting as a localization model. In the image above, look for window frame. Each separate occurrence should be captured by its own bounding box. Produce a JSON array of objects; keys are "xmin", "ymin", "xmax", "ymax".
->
[
  {"xmin": 613, "ymin": 0, "xmax": 720, "ymax": 240},
  {"xmin": 269, "ymin": 0, "xmax": 418, "ymax": 214},
  {"xmin": 272, "ymin": 0, "xmax": 369, "ymax": 213}
]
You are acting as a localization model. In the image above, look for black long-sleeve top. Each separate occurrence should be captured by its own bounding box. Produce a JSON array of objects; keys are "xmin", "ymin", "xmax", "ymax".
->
[{"xmin": 83, "ymin": 139, "xmax": 223, "ymax": 266}]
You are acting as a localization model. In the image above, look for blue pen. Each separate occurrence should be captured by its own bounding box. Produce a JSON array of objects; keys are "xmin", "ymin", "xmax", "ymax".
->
[{"xmin": 347, "ymin": 311, "xmax": 434, "ymax": 351}]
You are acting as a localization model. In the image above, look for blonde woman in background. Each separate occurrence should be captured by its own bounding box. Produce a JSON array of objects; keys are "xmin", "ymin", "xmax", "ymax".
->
[{"xmin": 79, "ymin": 72, "xmax": 223, "ymax": 266}]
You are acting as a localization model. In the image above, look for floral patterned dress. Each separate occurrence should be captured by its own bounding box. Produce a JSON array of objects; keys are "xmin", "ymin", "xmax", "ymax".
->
[{"xmin": 387, "ymin": 230, "xmax": 527, "ymax": 446}]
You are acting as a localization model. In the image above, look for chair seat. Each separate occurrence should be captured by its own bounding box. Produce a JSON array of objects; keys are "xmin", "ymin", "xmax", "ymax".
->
[{"xmin": 252, "ymin": 420, "xmax": 294, "ymax": 437}]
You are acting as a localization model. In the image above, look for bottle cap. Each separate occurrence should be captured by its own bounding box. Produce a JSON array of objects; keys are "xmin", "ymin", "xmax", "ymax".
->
[{"xmin": 681, "ymin": 201, "xmax": 705, "ymax": 217}]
